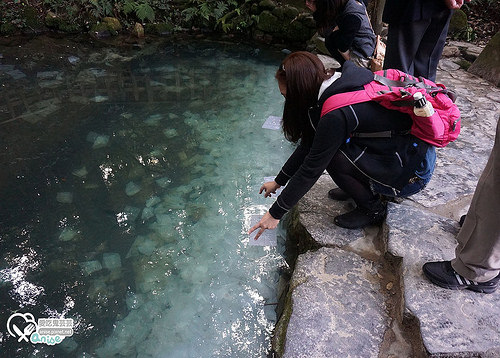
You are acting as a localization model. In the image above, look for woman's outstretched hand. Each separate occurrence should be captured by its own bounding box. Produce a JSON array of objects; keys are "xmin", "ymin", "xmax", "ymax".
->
[
  {"xmin": 259, "ymin": 181, "xmax": 281, "ymax": 198},
  {"xmin": 248, "ymin": 211, "xmax": 280, "ymax": 241}
]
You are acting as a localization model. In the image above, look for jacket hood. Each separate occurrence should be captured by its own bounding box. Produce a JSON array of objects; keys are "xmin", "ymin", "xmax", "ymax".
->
[{"xmin": 318, "ymin": 60, "xmax": 374, "ymax": 104}]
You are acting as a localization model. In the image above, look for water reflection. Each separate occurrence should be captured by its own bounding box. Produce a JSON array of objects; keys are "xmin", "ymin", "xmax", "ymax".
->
[{"xmin": 0, "ymin": 39, "xmax": 290, "ymax": 357}]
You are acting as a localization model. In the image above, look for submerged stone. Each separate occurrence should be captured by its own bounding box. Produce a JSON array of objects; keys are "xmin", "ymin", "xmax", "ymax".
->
[
  {"xmin": 68, "ymin": 56, "xmax": 80, "ymax": 65},
  {"xmin": 137, "ymin": 238, "xmax": 156, "ymax": 256},
  {"xmin": 80, "ymin": 260, "xmax": 102, "ymax": 275},
  {"xmin": 90, "ymin": 95, "xmax": 109, "ymax": 103},
  {"xmin": 87, "ymin": 132, "xmax": 110, "ymax": 149},
  {"xmin": 125, "ymin": 182, "xmax": 141, "ymax": 196},
  {"xmin": 36, "ymin": 71, "xmax": 60, "ymax": 80},
  {"xmin": 6, "ymin": 69, "xmax": 27, "ymax": 80},
  {"xmin": 163, "ymin": 128, "xmax": 178, "ymax": 138},
  {"xmin": 125, "ymin": 292, "xmax": 145, "ymax": 310},
  {"xmin": 56, "ymin": 192, "xmax": 73, "ymax": 204},
  {"xmin": 58, "ymin": 337, "xmax": 78, "ymax": 352},
  {"xmin": 59, "ymin": 227, "xmax": 78, "ymax": 241},
  {"xmin": 102, "ymin": 253, "xmax": 122, "ymax": 270},
  {"xmin": 93, "ymin": 135, "xmax": 109, "ymax": 149},
  {"xmin": 155, "ymin": 177, "xmax": 171, "ymax": 188},
  {"xmin": 123, "ymin": 206, "xmax": 141, "ymax": 222},
  {"xmin": 22, "ymin": 98, "xmax": 61, "ymax": 124},
  {"xmin": 144, "ymin": 114, "xmax": 162, "ymax": 126},
  {"xmin": 141, "ymin": 207, "xmax": 155, "ymax": 221},
  {"xmin": 145, "ymin": 196, "xmax": 161, "ymax": 208},
  {"xmin": 72, "ymin": 166, "xmax": 88, "ymax": 178}
]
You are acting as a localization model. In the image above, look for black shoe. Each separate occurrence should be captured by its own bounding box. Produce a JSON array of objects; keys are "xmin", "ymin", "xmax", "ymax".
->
[
  {"xmin": 423, "ymin": 261, "xmax": 500, "ymax": 294},
  {"xmin": 328, "ymin": 188, "xmax": 351, "ymax": 201},
  {"xmin": 334, "ymin": 205, "xmax": 386, "ymax": 229}
]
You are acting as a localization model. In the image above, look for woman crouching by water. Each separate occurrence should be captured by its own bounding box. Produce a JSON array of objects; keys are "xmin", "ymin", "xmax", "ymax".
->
[
  {"xmin": 306, "ymin": 0, "xmax": 375, "ymax": 69},
  {"xmin": 249, "ymin": 51, "xmax": 436, "ymax": 239}
]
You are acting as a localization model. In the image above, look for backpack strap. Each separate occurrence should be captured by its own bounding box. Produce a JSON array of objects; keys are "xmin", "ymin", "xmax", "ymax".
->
[
  {"xmin": 352, "ymin": 131, "xmax": 394, "ymax": 138},
  {"xmin": 374, "ymin": 73, "xmax": 453, "ymax": 96},
  {"xmin": 351, "ymin": 130, "xmax": 411, "ymax": 138},
  {"xmin": 321, "ymin": 90, "xmax": 372, "ymax": 117},
  {"xmin": 374, "ymin": 73, "xmax": 408, "ymax": 89}
]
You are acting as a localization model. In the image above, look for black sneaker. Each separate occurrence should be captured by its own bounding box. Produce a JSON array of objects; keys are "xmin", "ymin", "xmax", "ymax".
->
[
  {"xmin": 334, "ymin": 205, "xmax": 386, "ymax": 229},
  {"xmin": 327, "ymin": 188, "xmax": 351, "ymax": 201},
  {"xmin": 422, "ymin": 261, "xmax": 500, "ymax": 294}
]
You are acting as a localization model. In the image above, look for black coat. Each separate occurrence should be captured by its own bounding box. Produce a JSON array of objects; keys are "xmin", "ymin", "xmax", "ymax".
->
[{"xmin": 269, "ymin": 61, "xmax": 430, "ymax": 220}]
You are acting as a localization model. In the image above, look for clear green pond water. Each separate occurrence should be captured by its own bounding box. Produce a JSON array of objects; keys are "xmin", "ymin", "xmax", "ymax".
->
[{"xmin": 0, "ymin": 39, "xmax": 293, "ymax": 357}]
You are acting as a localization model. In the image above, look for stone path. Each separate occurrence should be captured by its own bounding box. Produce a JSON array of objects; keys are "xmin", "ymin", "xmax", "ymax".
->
[{"xmin": 275, "ymin": 55, "xmax": 500, "ymax": 357}]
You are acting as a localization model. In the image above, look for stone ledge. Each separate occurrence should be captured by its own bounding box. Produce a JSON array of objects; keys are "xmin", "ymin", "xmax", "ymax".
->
[
  {"xmin": 386, "ymin": 203, "xmax": 500, "ymax": 357},
  {"xmin": 296, "ymin": 174, "xmax": 373, "ymax": 248},
  {"xmin": 281, "ymin": 247, "xmax": 389, "ymax": 358}
]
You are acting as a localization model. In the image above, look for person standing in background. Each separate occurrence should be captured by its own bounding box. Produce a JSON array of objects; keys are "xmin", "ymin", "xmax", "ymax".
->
[
  {"xmin": 306, "ymin": 0, "xmax": 376, "ymax": 69},
  {"xmin": 382, "ymin": 0, "xmax": 467, "ymax": 81}
]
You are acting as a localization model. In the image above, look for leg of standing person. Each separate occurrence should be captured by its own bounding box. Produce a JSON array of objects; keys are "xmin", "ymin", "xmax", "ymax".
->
[
  {"xmin": 383, "ymin": 20, "xmax": 430, "ymax": 75},
  {"xmin": 423, "ymin": 120, "xmax": 500, "ymax": 293},
  {"xmin": 413, "ymin": 9, "xmax": 452, "ymax": 81},
  {"xmin": 451, "ymin": 120, "xmax": 500, "ymax": 282}
]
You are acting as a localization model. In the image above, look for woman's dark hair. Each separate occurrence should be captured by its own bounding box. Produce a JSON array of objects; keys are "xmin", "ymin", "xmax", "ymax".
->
[
  {"xmin": 276, "ymin": 51, "xmax": 330, "ymax": 143},
  {"xmin": 313, "ymin": 0, "xmax": 349, "ymax": 32}
]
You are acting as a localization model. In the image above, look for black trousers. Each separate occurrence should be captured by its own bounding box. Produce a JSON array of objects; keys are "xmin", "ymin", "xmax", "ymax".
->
[
  {"xmin": 326, "ymin": 151, "xmax": 381, "ymax": 212},
  {"xmin": 383, "ymin": 9, "xmax": 452, "ymax": 81}
]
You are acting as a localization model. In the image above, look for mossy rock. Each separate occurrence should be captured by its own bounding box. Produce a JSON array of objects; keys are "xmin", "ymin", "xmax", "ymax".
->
[
  {"xmin": 282, "ymin": 5, "xmax": 300, "ymax": 19},
  {"xmin": 58, "ymin": 22, "xmax": 82, "ymax": 33},
  {"xmin": 287, "ymin": 20, "xmax": 315, "ymax": 42},
  {"xmin": 468, "ymin": 31, "xmax": 500, "ymax": 87},
  {"xmin": 311, "ymin": 33, "xmax": 330, "ymax": 55},
  {"xmin": 0, "ymin": 23, "xmax": 16, "ymax": 35},
  {"xmin": 103, "ymin": 17, "xmax": 122, "ymax": 31},
  {"xmin": 250, "ymin": 3, "xmax": 260, "ymax": 15},
  {"xmin": 259, "ymin": 0, "xmax": 277, "ymax": 11},
  {"xmin": 90, "ymin": 22, "xmax": 112, "ymax": 38},
  {"xmin": 456, "ymin": 59, "xmax": 472, "ymax": 71},
  {"xmin": 272, "ymin": 5, "xmax": 299, "ymax": 20},
  {"xmin": 44, "ymin": 11, "xmax": 59, "ymax": 28},
  {"xmin": 256, "ymin": 10, "xmax": 281, "ymax": 33},
  {"xmin": 45, "ymin": 11, "xmax": 81, "ymax": 33},
  {"xmin": 23, "ymin": 6, "xmax": 43, "ymax": 30},
  {"xmin": 300, "ymin": 13, "xmax": 317, "ymax": 29},
  {"xmin": 91, "ymin": 22, "xmax": 109, "ymax": 33},
  {"xmin": 448, "ymin": 9, "xmax": 467, "ymax": 34},
  {"xmin": 144, "ymin": 22, "xmax": 174, "ymax": 35},
  {"xmin": 284, "ymin": 0, "xmax": 308, "ymax": 11}
]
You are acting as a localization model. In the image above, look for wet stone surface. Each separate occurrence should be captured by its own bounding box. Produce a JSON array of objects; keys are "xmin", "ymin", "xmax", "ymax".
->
[
  {"xmin": 386, "ymin": 203, "xmax": 500, "ymax": 356},
  {"xmin": 297, "ymin": 174, "xmax": 367, "ymax": 247},
  {"xmin": 283, "ymin": 247, "xmax": 389, "ymax": 358}
]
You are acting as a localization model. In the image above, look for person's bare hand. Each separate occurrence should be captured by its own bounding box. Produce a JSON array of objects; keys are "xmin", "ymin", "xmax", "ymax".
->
[
  {"xmin": 248, "ymin": 212, "xmax": 280, "ymax": 241},
  {"xmin": 259, "ymin": 181, "xmax": 281, "ymax": 198}
]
